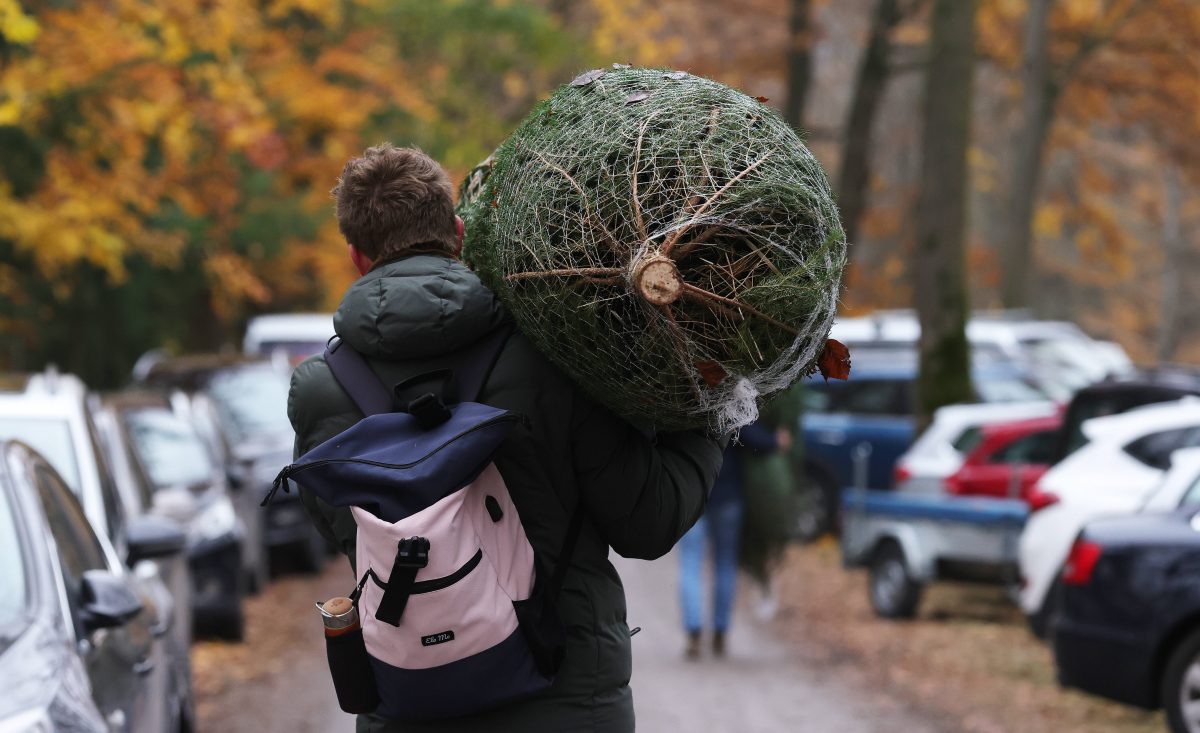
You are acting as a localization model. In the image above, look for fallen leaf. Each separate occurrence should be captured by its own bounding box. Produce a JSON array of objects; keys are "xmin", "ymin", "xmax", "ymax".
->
[
  {"xmin": 755, "ymin": 95, "xmax": 770, "ymax": 103},
  {"xmin": 570, "ymin": 69, "xmax": 606, "ymax": 86},
  {"xmin": 625, "ymin": 91, "xmax": 650, "ymax": 105},
  {"xmin": 818, "ymin": 339, "xmax": 851, "ymax": 381},
  {"xmin": 695, "ymin": 360, "xmax": 727, "ymax": 388}
]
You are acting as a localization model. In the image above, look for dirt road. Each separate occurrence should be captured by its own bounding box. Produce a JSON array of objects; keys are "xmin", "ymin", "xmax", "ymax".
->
[{"xmin": 194, "ymin": 553, "xmax": 946, "ymax": 732}]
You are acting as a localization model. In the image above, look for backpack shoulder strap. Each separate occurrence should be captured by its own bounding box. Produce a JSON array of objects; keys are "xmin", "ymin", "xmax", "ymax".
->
[
  {"xmin": 452, "ymin": 325, "xmax": 513, "ymax": 403},
  {"xmin": 324, "ymin": 337, "xmax": 395, "ymax": 416},
  {"xmin": 323, "ymin": 324, "xmax": 514, "ymax": 417}
]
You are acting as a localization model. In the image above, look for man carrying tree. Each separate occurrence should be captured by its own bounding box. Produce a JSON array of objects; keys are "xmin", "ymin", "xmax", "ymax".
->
[{"xmin": 286, "ymin": 142, "xmax": 723, "ymax": 732}]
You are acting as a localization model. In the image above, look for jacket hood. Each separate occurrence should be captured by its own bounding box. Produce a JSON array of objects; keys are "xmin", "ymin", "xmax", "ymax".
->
[{"xmin": 334, "ymin": 255, "xmax": 506, "ymax": 359}]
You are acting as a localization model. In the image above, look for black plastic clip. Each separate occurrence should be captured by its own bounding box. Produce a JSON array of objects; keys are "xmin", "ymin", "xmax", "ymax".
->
[
  {"xmin": 407, "ymin": 392, "xmax": 451, "ymax": 429},
  {"xmin": 374, "ymin": 536, "xmax": 430, "ymax": 627}
]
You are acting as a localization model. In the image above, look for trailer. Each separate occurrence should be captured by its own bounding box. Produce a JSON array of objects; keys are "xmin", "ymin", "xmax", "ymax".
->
[{"xmin": 840, "ymin": 489, "xmax": 1028, "ymax": 618}]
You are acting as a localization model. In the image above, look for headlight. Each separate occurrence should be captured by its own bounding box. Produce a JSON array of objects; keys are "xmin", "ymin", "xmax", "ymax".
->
[
  {"xmin": 0, "ymin": 707, "xmax": 53, "ymax": 733},
  {"xmin": 188, "ymin": 496, "xmax": 238, "ymax": 543}
]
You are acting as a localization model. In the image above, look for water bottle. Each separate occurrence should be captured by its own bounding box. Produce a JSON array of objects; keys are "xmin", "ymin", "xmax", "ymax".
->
[{"xmin": 318, "ymin": 596, "xmax": 380, "ymax": 714}]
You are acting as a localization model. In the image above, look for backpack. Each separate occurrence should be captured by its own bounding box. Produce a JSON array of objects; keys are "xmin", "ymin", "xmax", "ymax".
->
[{"xmin": 268, "ymin": 327, "xmax": 582, "ymax": 720}]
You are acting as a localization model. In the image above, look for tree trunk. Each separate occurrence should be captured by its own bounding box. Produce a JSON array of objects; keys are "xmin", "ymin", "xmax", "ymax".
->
[
  {"xmin": 783, "ymin": 0, "xmax": 813, "ymax": 130},
  {"xmin": 836, "ymin": 0, "xmax": 902, "ymax": 249},
  {"xmin": 1158, "ymin": 164, "xmax": 1185, "ymax": 363},
  {"xmin": 1000, "ymin": 0, "xmax": 1054, "ymax": 309},
  {"xmin": 913, "ymin": 0, "xmax": 977, "ymax": 430}
]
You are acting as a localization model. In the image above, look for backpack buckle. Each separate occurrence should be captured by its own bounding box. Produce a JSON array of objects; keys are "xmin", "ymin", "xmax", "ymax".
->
[
  {"xmin": 395, "ymin": 537, "xmax": 430, "ymax": 569},
  {"xmin": 407, "ymin": 392, "xmax": 451, "ymax": 429}
]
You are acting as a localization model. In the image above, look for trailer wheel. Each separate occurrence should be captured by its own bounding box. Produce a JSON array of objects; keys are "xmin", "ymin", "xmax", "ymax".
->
[{"xmin": 869, "ymin": 541, "xmax": 922, "ymax": 619}]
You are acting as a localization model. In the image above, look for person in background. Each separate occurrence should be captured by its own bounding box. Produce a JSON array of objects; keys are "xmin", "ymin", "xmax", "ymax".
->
[
  {"xmin": 679, "ymin": 419, "xmax": 790, "ymax": 658},
  {"xmin": 739, "ymin": 386, "xmax": 803, "ymax": 621}
]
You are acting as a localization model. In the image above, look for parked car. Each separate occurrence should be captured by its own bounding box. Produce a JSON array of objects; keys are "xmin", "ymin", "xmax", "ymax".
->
[
  {"xmin": 943, "ymin": 413, "xmax": 1063, "ymax": 503},
  {"xmin": 799, "ymin": 350, "xmax": 1047, "ymax": 536},
  {"xmin": 1, "ymin": 439, "xmax": 190, "ymax": 732},
  {"xmin": 0, "ymin": 371, "xmax": 196, "ymax": 723},
  {"xmin": 96, "ymin": 392, "xmax": 248, "ymax": 639},
  {"xmin": 1018, "ymin": 398, "xmax": 1200, "ymax": 636},
  {"xmin": 242, "ymin": 312, "xmax": 334, "ymax": 367},
  {"xmin": 831, "ymin": 311, "xmax": 1133, "ymax": 401},
  {"xmin": 140, "ymin": 355, "xmax": 327, "ymax": 574},
  {"xmin": 1051, "ymin": 366, "xmax": 1200, "ymax": 463},
  {"xmin": 893, "ymin": 402, "xmax": 1059, "ymax": 496},
  {"xmin": 1053, "ymin": 508, "xmax": 1200, "ymax": 733}
]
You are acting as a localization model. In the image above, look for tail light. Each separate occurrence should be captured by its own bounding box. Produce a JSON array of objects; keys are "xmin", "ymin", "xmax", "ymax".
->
[
  {"xmin": 1027, "ymin": 486, "xmax": 1060, "ymax": 512},
  {"xmin": 893, "ymin": 464, "xmax": 912, "ymax": 486},
  {"xmin": 1062, "ymin": 539, "xmax": 1103, "ymax": 585}
]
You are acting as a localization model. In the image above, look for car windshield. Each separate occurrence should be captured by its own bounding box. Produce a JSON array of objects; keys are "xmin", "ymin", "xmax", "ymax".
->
[
  {"xmin": 0, "ymin": 417, "xmax": 81, "ymax": 494},
  {"xmin": 0, "ymin": 474, "xmax": 30, "ymax": 641},
  {"xmin": 975, "ymin": 376, "xmax": 1047, "ymax": 404},
  {"xmin": 206, "ymin": 365, "xmax": 293, "ymax": 444},
  {"xmin": 125, "ymin": 409, "xmax": 213, "ymax": 490}
]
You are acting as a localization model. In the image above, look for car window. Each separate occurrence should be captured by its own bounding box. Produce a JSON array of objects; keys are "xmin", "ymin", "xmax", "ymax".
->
[
  {"xmin": 33, "ymin": 464, "xmax": 108, "ymax": 591},
  {"xmin": 0, "ymin": 417, "xmax": 81, "ymax": 493},
  {"xmin": 1124, "ymin": 428, "xmax": 1200, "ymax": 471},
  {"xmin": 207, "ymin": 366, "xmax": 293, "ymax": 442},
  {"xmin": 0, "ymin": 470, "xmax": 30, "ymax": 637},
  {"xmin": 805, "ymin": 379, "xmax": 910, "ymax": 416},
  {"xmin": 989, "ymin": 429, "xmax": 1058, "ymax": 465},
  {"xmin": 125, "ymin": 409, "xmax": 214, "ymax": 490},
  {"xmin": 951, "ymin": 427, "xmax": 984, "ymax": 455},
  {"xmin": 84, "ymin": 406, "xmax": 124, "ymax": 545},
  {"xmin": 1179, "ymin": 474, "xmax": 1200, "ymax": 510}
]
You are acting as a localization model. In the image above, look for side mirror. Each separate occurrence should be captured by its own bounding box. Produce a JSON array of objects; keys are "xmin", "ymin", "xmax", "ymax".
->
[
  {"xmin": 80, "ymin": 570, "xmax": 143, "ymax": 632},
  {"xmin": 126, "ymin": 515, "xmax": 186, "ymax": 565}
]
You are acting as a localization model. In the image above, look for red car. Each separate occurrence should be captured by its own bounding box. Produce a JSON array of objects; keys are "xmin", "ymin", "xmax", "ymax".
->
[{"xmin": 944, "ymin": 414, "xmax": 1062, "ymax": 505}]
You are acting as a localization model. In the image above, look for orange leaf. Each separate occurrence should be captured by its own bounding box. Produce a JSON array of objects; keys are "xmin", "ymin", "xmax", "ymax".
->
[
  {"xmin": 755, "ymin": 95, "xmax": 769, "ymax": 103},
  {"xmin": 818, "ymin": 339, "xmax": 851, "ymax": 381},
  {"xmin": 695, "ymin": 360, "xmax": 727, "ymax": 388}
]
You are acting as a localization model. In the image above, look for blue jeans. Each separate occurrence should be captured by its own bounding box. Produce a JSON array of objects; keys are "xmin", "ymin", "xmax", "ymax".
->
[{"xmin": 678, "ymin": 500, "xmax": 743, "ymax": 633}]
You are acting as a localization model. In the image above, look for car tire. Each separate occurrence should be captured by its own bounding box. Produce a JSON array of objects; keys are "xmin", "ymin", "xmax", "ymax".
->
[
  {"xmin": 214, "ymin": 602, "xmax": 246, "ymax": 642},
  {"xmin": 1162, "ymin": 627, "xmax": 1200, "ymax": 733},
  {"xmin": 792, "ymin": 468, "xmax": 839, "ymax": 542},
  {"xmin": 868, "ymin": 540, "xmax": 922, "ymax": 619},
  {"xmin": 1028, "ymin": 579, "xmax": 1063, "ymax": 640}
]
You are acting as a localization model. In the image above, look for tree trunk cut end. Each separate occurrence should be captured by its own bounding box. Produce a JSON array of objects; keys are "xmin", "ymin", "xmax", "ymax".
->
[{"xmin": 632, "ymin": 254, "xmax": 683, "ymax": 306}]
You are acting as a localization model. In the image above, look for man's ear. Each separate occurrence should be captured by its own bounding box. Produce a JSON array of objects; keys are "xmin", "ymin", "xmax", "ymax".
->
[
  {"xmin": 348, "ymin": 244, "xmax": 373, "ymax": 276},
  {"xmin": 453, "ymin": 216, "xmax": 465, "ymax": 257}
]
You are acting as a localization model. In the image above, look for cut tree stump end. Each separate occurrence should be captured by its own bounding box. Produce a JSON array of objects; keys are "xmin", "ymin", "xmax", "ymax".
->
[{"xmin": 632, "ymin": 254, "xmax": 683, "ymax": 306}]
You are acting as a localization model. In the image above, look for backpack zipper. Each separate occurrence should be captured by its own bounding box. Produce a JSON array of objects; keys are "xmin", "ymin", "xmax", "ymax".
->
[
  {"xmin": 360, "ymin": 549, "xmax": 483, "ymax": 596},
  {"xmin": 262, "ymin": 413, "xmax": 519, "ymax": 506}
]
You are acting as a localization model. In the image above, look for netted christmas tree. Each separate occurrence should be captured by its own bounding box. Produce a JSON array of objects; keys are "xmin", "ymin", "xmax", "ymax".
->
[{"xmin": 458, "ymin": 66, "xmax": 847, "ymax": 433}]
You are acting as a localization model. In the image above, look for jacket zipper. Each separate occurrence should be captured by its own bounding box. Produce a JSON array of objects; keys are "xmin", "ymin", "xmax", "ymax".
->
[{"xmin": 262, "ymin": 413, "xmax": 518, "ymax": 506}]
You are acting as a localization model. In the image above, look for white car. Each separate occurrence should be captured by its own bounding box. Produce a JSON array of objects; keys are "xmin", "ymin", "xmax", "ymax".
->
[
  {"xmin": 242, "ymin": 312, "xmax": 334, "ymax": 366},
  {"xmin": 894, "ymin": 401, "xmax": 1059, "ymax": 495},
  {"xmin": 1017, "ymin": 398, "xmax": 1200, "ymax": 633},
  {"xmin": 1140, "ymin": 446, "xmax": 1200, "ymax": 512}
]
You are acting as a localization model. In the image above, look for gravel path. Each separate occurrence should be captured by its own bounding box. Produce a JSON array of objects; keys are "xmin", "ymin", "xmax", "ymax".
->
[
  {"xmin": 618, "ymin": 553, "xmax": 946, "ymax": 732},
  {"xmin": 194, "ymin": 552, "xmax": 947, "ymax": 732}
]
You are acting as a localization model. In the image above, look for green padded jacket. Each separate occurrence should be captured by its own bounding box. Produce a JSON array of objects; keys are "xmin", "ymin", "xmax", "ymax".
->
[{"xmin": 286, "ymin": 254, "xmax": 723, "ymax": 733}]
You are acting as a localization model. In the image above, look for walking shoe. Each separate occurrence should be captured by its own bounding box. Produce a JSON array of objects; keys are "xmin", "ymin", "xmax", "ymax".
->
[
  {"xmin": 712, "ymin": 630, "xmax": 726, "ymax": 658},
  {"xmin": 685, "ymin": 630, "xmax": 702, "ymax": 660}
]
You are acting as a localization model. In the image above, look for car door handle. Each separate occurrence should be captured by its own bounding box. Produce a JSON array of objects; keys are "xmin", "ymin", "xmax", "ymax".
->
[{"xmin": 133, "ymin": 658, "xmax": 156, "ymax": 676}]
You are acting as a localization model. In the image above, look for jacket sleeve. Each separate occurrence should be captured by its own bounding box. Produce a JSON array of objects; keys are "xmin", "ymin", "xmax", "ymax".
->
[
  {"xmin": 570, "ymin": 398, "xmax": 724, "ymax": 561},
  {"xmin": 288, "ymin": 356, "xmax": 361, "ymax": 567}
]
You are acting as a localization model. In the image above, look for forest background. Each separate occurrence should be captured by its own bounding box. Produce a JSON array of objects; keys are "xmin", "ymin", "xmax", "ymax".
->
[{"xmin": 0, "ymin": 0, "xmax": 1196, "ymax": 398}]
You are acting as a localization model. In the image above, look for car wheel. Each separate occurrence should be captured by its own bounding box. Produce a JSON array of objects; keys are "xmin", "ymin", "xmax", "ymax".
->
[
  {"xmin": 1027, "ymin": 579, "xmax": 1063, "ymax": 640},
  {"xmin": 792, "ymin": 469, "xmax": 839, "ymax": 542},
  {"xmin": 1162, "ymin": 628, "xmax": 1200, "ymax": 733},
  {"xmin": 869, "ymin": 541, "xmax": 922, "ymax": 619},
  {"xmin": 214, "ymin": 602, "xmax": 246, "ymax": 642}
]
